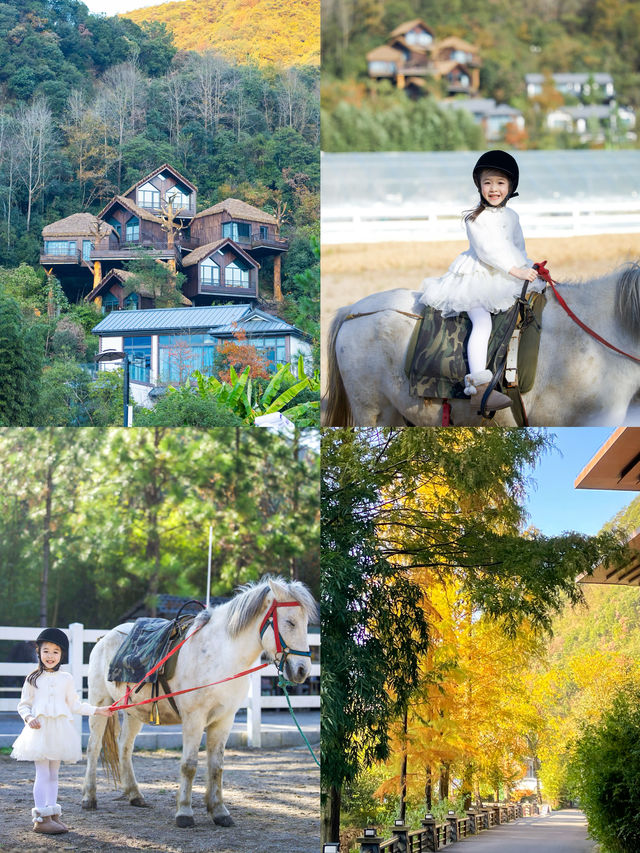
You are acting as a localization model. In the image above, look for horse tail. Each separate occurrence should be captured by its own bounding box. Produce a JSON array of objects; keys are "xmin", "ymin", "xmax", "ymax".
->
[
  {"xmin": 101, "ymin": 713, "xmax": 121, "ymax": 786},
  {"xmin": 616, "ymin": 262, "xmax": 640, "ymax": 339},
  {"xmin": 323, "ymin": 306, "xmax": 353, "ymax": 426}
]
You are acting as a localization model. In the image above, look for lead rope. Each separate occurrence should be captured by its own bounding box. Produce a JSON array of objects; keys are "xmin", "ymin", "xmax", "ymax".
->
[{"xmin": 277, "ymin": 674, "xmax": 321, "ymax": 767}]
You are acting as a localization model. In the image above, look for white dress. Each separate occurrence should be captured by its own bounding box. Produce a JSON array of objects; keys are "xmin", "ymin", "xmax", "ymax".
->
[
  {"xmin": 11, "ymin": 670, "xmax": 97, "ymax": 763},
  {"xmin": 420, "ymin": 205, "xmax": 544, "ymax": 316}
]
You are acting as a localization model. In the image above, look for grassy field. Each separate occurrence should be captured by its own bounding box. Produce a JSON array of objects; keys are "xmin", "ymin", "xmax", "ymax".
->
[{"xmin": 321, "ymin": 233, "xmax": 640, "ymax": 382}]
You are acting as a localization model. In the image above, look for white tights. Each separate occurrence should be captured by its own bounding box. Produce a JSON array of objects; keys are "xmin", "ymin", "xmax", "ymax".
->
[
  {"xmin": 466, "ymin": 306, "xmax": 492, "ymax": 375},
  {"xmin": 33, "ymin": 759, "xmax": 60, "ymax": 810}
]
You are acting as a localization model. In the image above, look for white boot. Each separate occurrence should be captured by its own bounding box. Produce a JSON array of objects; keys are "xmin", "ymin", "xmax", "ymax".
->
[{"xmin": 464, "ymin": 370, "xmax": 511, "ymax": 411}]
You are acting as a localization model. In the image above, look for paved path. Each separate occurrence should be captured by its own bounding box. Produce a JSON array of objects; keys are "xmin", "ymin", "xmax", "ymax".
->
[{"xmin": 458, "ymin": 810, "xmax": 596, "ymax": 852}]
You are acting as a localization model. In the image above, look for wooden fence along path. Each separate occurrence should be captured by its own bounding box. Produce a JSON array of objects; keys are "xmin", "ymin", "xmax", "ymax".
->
[
  {"xmin": 335, "ymin": 802, "xmax": 542, "ymax": 852},
  {"xmin": 0, "ymin": 623, "xmax": 320, "ymax": 747}
]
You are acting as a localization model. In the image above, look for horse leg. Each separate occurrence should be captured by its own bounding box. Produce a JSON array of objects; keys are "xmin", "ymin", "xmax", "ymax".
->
[
  {"xmin": 81, "ymin": 711, "xmax": 110, "ymax": 810},
  {"xmin": 205, "ymin": 716, "xmax": 236, "ymax": 827},
  {"xmin": 119, "ymin": 713, "xmax": 147, "ymax": 807},
  {"xmin": 175, "ymin": 721, "xmax": 205, "ymax": 827}
]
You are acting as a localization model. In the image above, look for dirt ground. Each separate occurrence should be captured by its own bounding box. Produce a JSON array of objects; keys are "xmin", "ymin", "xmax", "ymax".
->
[
  {"xmin": 321, "ymin": 233, "xmax": 640, "ymax": 386},
  {"xmin": 0, "ymin": 747, "xmax": 319, "ymax": 853}
]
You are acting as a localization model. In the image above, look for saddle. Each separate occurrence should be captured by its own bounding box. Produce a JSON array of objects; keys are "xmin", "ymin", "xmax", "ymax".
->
[
  {"xmin": 108, "ymin": 601, "xmax": 204, "ymax": 723},
  {"xmin": 406, "ymin": 290, "xmax": 546, "ymax": 424}
]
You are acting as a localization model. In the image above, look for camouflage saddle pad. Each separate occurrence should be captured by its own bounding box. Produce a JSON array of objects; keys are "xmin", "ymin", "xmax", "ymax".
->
[
  {"xmin": 108, "ymin": 616, "xmax": 194, "ymax": 685},
  {"xmin": 406, "ymin": 292, "xmax": 545, "ymax": 400}
]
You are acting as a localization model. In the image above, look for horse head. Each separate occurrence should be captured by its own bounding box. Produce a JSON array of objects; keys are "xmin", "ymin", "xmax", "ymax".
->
[{"xmin": 227, "ymin": 576, "xmax": 318, "ymax": 684}]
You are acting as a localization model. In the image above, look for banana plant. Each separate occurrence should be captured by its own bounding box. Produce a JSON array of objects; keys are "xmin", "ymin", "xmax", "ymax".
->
[{"xmin": 184, "ymin": 355, "xmax": 319, "ymax": 425}]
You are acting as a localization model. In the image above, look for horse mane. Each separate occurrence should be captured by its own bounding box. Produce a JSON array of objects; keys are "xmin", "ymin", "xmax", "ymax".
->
[
  {"xmin": 226, "ymin": 576, "xmax": 318, "ymax": 637},
  {"xmin": 615, "ymin": 262, "xmax": 640, "ymax": 338}
]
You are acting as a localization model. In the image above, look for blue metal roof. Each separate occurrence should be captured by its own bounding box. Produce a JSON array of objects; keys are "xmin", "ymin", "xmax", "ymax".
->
[{"xmin": 92, "ymin": 304, "xmax": 302, "ymax": 337}]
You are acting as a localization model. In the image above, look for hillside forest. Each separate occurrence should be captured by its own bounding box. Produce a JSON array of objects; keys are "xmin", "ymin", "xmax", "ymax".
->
[
  {"xmin": 321, "ymin": 0, "xmax": 640, "ymax": 151},
  {"xmin": 0, "ymin": 0, "xmax": 319, "ymax": 425}
]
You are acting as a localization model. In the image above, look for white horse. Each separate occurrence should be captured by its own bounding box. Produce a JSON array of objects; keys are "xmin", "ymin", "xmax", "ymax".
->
[
  {"xmin": 324, "ymin": 264, "xmax": 640, "ymax": 426},
  {"xmin": 81, "ymin": 576, "xmax": 317, "ymax": 828}
]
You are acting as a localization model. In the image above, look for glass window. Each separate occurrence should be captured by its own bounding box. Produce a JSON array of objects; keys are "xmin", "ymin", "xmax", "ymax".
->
[
  {"xmin": 225, "ymin": 261, "xmax": 250, "ymax": 288},
  {"xmin": 222, "ymin": 221, "xmax": 251, "ymax": 242},
  {"xmin": 137, "ymin": 183, "xmax": 160, "ymax": 209},
  {"xmin": 158, "ymin": 333, "xmax": 217, "ymax": 384},
  {"xmin": 259, "ymin": 225, "xmax": 268, "ymax": 239},
  {"xmin": 166, "ymin": 187, "xmax": 191, "ymax": 209},
  {"xmin": 246, "ymin": 336, "xmax": 287, "ymax": 368},
  {"xmin": 102, "ymin": 293, "xmax": 119, "ymax": 314},
  {"xmin": 123, "ymin": 336, "xmax": 151, "ymax": 382},
  {"xmin": 125, "ymin": 217, "xmax": 139, "ymax": 242},
  {"xmin": 200, "ymin": 258, "xmax": 220, "ymax": 287},
  {"xmin": 106, "ymin": 217, "xmax": 121, "ymax": 239},
  {"xmin": 45, "ymin": 240, "xmax": 76, "ymax": 256},
  {"xmin": 123, "ymin": 293, "xmax": 138, "ymax": 310}
]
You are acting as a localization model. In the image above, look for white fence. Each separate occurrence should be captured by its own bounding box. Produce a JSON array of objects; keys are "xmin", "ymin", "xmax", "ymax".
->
[
  {"xmin": 321, "ymin": 199, "xmax": 640, "ymax": 244},
  {"xmin": 0, "ymin": 624, "xmax": 320, "ymax": 749}
]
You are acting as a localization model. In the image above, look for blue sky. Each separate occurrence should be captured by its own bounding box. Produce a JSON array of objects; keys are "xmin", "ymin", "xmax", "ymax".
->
[
  {"xmin": 522, "ymin": 428, "xmax": 637, "ymax": 537},
  {"xmin": 84, "ymin": 0, "xmax": 185, "ymax": 14}
]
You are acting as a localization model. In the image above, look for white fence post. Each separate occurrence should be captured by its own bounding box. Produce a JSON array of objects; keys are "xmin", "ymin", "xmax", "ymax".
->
[
  {"xmin": 246, "ymin": 661, "xmax": 262, "ymax": 748},
  {"xmin": 68, "ymin": 622, "xmax": 84, "ymax": 738}
]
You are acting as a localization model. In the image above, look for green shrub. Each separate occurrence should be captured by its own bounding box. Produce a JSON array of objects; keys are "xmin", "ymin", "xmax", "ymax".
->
[
  {"xmin": 569, "ymin": 685, "xmax": 640, "ymax": 852},
  {"xmin": 133, "ymin": 387, "xmax": 243, "ymax": 426}
]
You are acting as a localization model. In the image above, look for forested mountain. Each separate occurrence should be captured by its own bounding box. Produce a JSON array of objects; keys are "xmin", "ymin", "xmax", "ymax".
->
[
  {"xmin": 549, "ymin": 495, "xmax": 640, "ymax": 661},
  {"xmin": 125, "ymin": 0, "xmax": 320, "ymax": 67},
  {"xmin": 323, "ymin": 0, "xmax": 640, "ymax": 107}
]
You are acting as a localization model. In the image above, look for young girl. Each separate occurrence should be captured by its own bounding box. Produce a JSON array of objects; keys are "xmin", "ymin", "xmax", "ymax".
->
[
  {"xmin": 11, "ymin": 628, "xmax": 113, "ymax": 835},
  {"xmin": 420, "ymin": 150, "xmax": 543, "ymax": 410}
]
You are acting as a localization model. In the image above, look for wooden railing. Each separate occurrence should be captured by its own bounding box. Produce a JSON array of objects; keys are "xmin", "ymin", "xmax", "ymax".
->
[{"xmin": 337, "ymin": 802, "xmax": 542, "ymax": 852}]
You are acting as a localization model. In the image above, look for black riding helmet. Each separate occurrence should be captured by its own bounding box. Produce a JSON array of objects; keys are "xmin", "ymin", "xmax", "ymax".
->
[
  {"xmin": 473, "ymin": 150, "xmax": 519, "ymax": 200},
  {"xmin": 35, "ymin": 627, "xmax": 69, "ymax": 664}
]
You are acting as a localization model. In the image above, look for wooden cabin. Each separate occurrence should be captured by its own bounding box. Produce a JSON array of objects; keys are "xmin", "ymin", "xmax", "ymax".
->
[
  {"xmin": 181, "ymin": 239, "xmax": 260, "ymax": 305},
  {"xmin": 85, "ymin": 268, "xmax": 191, "ymax": 314},
  {"xmin": 40, "ymin": 166, "xmax": 287, "ymax": 306}
]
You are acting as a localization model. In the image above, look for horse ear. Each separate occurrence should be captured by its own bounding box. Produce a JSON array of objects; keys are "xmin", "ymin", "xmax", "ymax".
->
[{"xmin": 267, "ymin": 576, "xmax": 289, "ymax": 602}]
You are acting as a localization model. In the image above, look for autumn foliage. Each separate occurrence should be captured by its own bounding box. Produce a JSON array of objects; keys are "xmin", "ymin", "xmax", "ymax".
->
[{"xmin": 215, "ymin": 326, "xmax": 270, "ymax": 384}]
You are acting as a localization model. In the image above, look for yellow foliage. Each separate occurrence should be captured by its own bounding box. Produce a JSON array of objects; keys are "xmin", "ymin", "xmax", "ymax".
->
[{"xmin": 123, "ymin": 0, "xmax": 319, "ymax": 68}]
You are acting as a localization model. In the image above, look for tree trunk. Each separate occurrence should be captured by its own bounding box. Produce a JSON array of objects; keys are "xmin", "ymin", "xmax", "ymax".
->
[
  {"xmin": 425, "ymin": 765, "xmax": 432, "ymax": 810},
  {"xmin": 321, "ymin": 785, "xmax": 341, "ymax": 846},
  {"xmin": 439, "ymin": 764, "xmax": 450, "ymax": 802},
  {"xmin": 40, "ymin": 463, "xmax": 53, "ymax": 626},
  {"xmin": 399, "ymin": 707, "xmax": 408, "ymax": 821}
]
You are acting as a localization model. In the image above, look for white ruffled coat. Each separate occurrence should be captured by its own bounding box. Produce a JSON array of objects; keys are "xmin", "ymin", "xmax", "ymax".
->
[
  {"xmin": 11, "ymin": 670, "xmax": 97, "ymax": 763},
  {"xmin": 420, "ymin": 205, "xmax": 545, "ymax": 316}
]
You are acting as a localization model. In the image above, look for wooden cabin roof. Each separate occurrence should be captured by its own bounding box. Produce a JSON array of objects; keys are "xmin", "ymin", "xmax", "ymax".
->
[
  {"xmin": 122, "ymin": 163, "xmax": 197, "ymax": 197},
  {"xmin": 389, "ymin": 19, "xmax": 434, "ymax": 38},
  {"xmin": 435, "ymin": 35, "xmax": 479, "ymax": 54},
  {"xmin": 86, "ymin": 267, "xmax": 191, "ymax": 305},
  {"xmin": 575, "ymin": 428, "xmax": 640, "ymax": 491},
  {"xmin": 367, "ymin": 44, "xmax": 405, "ymax": 61},
  {"xmin": 99, "ymin": 195, "xmax": 164, "ymax": 224},
  {"xmin": 42, "ymin": 212, "xmax": 111, "ymax": 238},
  {"xmin": 181, "ymin": 238, "xmax": 259, "ymax": 269},
  {"xmin": 193, "ymin": 198, "xmax": 276, "ymax": 225}
]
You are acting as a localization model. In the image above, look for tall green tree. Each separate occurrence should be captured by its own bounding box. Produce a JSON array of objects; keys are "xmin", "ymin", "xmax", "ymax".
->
[{"xmin": 321, "ymin": 427, "xmax": 627, "ymax": 844}]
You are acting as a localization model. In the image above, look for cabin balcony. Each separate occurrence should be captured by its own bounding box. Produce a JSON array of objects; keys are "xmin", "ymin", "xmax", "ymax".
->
[
  {"xmin": 139, "ymin": 204, "xmax": 197, "ymax": 218},
  {"xmin": 200, "ymin": 282, "xmax": 258, "ymax": 298},
  {"xmin": 40, "ymin": 250, "xmax": 81, "ymax": 265},
  {"xmin": 91, "ymin": 246, "xmax": 174, "ymax": 262},
  {"xmin": 249, "ymin": 236, "xmax": 288, "ymax": 251}
]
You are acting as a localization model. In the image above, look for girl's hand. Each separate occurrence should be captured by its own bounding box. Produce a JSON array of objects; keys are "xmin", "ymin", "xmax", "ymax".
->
[
  {"xmin": 95, "ymin": 706, "xmax": 115, "ymax": 717},
  {"xmin": 510, "ymin": 266, "xmax": 538, "ymax": 282},
  {"xmin": 27, "ymin": 717, "xmax": 41, "ymax": 729}
]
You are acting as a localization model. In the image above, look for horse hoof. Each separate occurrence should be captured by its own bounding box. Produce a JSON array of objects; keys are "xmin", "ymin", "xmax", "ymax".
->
[
  {"xmin": 176, "ymin": 815, "xmax": 195, "ymax": 828},
  {"xmin": 214, "ymin": 815, "xmax": 235, "ymax": 827},
  {"xmin": 81, "ymin": 799, "xmax": 97, "ymax": 810},
  {"xmin": 129, "ymin": 797, "xmax": 149, "ymax": 808}
]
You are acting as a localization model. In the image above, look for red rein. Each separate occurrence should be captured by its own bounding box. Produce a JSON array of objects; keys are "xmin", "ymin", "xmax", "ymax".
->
[
  {"xmin": 108, "ymin": 600, "xmax": 303, "ymax": 713},
  {"xmin": 534, "ymin": 260, "xmax": 640, "ymax": 365}
]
